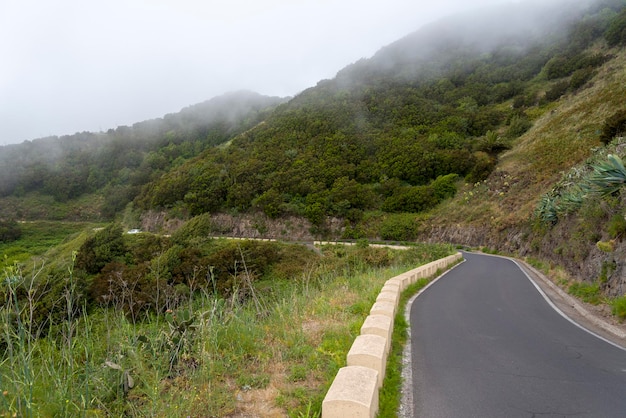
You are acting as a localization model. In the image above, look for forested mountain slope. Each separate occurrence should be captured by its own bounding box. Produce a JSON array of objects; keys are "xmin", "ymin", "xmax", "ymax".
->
[
  {"xmin": 0, "ymin": 91, "xmax": 286, "ymax": 219},
  {"xmin": 135, "ymin": 0, "xmax": 625, "ymax": 229}
]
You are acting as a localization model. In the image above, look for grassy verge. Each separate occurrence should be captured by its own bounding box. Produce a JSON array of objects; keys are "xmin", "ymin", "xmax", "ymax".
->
[{"xmin": 0, "ymin": 242, "xmax": 455, "ymax": 417}]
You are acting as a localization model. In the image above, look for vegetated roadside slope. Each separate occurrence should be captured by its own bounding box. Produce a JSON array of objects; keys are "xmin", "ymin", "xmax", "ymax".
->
[{"xmin": 422, "ymin": 44, "xmax": 626, "ymax": 293}]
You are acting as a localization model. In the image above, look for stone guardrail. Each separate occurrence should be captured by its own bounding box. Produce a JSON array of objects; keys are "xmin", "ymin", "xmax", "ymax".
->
[{"xmin": 321, "ymin": 252, "xmax": 463, "ymax": 418}]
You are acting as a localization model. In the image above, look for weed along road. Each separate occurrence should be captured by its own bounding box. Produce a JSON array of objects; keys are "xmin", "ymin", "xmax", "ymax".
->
[{"xmin": 410, "ymin": 252, "xmax": 626, "ymax": 417}]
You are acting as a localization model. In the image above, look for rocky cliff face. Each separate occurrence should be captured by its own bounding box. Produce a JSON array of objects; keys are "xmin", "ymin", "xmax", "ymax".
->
[{"xmin": 419, "ymin": 214, "xmax": 626, "ymax": 298}]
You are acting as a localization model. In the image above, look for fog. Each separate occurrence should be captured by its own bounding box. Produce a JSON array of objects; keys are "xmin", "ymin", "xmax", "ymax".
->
[{"xmin": 0, "ymin": 0, "xmax": 588, "ymax": 145}]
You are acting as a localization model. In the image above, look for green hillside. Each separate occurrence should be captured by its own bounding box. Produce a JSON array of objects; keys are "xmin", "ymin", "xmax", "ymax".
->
[
  {"xmin": 133, "ymin": 0, "xmax": 626, "ymax": 283},
  {"xmin": 0, "ymin": 91, "xmax": 286, "ymax": 219}
]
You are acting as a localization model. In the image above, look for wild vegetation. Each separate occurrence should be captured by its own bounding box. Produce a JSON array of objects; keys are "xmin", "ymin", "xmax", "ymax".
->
[
  {"xmin": 2, "ymin": 0, "xmax": 626, "ymax": 415},
  {"xmin": 0, "ymin": 219, "xmax": 455, "ymax": 416}
]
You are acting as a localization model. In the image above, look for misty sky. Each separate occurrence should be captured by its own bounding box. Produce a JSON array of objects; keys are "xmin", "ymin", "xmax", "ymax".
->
[{"xmin": 1, "ymin": 0, "xmax": 519, "ymax": 145}]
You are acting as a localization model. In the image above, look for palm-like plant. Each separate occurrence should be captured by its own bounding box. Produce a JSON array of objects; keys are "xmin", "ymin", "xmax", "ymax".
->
[
  {"xmin": 535, "ymin": 194, "xmax": 558, "ymax": 225},
  {"xmin": 587, "ymin": 154, "xmax": 626, "ymax": 196},
  {"xmin": 557, "ymin": 184, "xmax": 586, "ymax": 214}
]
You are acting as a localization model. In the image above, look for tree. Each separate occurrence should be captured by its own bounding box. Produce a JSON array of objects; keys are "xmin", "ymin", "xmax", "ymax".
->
[{"xmin": 76, "ymin": 224, "xmax": 127, "ymax": 274}]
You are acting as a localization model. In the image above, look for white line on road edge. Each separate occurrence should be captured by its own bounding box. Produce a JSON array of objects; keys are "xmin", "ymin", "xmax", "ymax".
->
[{"xmin": 512, "ymin": 258, "xmax": 626, "ymax": 352}]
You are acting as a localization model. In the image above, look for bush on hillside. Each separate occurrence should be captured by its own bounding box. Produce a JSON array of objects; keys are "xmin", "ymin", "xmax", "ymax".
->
[
  {"xmin": 379, "ymin": 213, "xmax": 420, "ymax": 241},
  {"xmin": 382, "ymin": 185, "xmax": 436, "ymax": 213},
  {"xmin": 600, "ymin": 109, "xmax": 626, "ymax": 144},
  {"xmin": 544, "ymin": 81, "xmax": 570, "ymax": 102},
  {"xmin": 569, "ymin": 67, "xmax": 595, "ymax": 90},
  {"xmin": 89, "ymin": 261, "xmax": 156, "ymax": 318},
  {"xmin": 607, "ymin": 214, "xmax": 626, "ymax": 239},
  {"xmin": 611, "ymin": 296, "xmax": 626, "ymax": 319},
  {"xmin": 0, "ymin": 219, "xmax": 22, "ymax": 243},
  {"xmin": 75, "ymin": 224, "xmax": 126, "ymax": 274},
  {"xmin": 505, "ymin": 114, "xmax": 533, "ymax": 138},
  {"xmin": 171, "ymin": 212, "xmax": 221, "ymax": 244},
  {"xmin": 431, "ymin": 173, "xmax": 459, "ymax": 201},
  {"xmin": 466, "ymin": 151, "xmax": 496, "ymax": 183},
  {"xmin": 544, "ymin": 52, "xmax": 608, "ymax": 80}
]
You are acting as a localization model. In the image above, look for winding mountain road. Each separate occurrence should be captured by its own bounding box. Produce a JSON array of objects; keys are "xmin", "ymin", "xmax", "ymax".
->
[{"xmin": 410, "ymin": 252, "xmax": 626, "ymax": 417}]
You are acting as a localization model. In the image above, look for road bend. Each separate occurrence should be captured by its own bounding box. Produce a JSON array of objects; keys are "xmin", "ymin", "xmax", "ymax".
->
[{"xmin": 410, "ymin": 251, "xmax": 626, "ymax": 417}]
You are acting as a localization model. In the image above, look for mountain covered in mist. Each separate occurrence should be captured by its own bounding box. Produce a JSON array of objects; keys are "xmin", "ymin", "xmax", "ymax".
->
[
  {"xmin": 132, "ymin": 0, "xmax": 624, "ymax": 221},
  {"xmin": 2, "ymin": 0, "xmax": 626, "ymax": 291},
  {"xmin": 0, "ymin": 91, "xmax": 286, "ymax": 218}
]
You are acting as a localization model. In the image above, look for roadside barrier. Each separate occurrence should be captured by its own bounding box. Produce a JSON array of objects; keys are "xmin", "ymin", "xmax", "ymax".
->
[{"xmin": 321, "ymin": 252, "xmax": 462, "ymax": 417}]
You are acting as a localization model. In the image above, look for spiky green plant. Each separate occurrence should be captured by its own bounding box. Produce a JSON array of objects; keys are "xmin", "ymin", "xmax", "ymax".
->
[
  {"xmin": 587, "ymin": 154, "xmax": 626, "ymax": 196},
  {"xmin": 535, "ymin": 194, "xmax": 559, "ymax": 225},
  {"xmin": 557, "ymin": 185, "xmax": 586, "ymax": 215}
]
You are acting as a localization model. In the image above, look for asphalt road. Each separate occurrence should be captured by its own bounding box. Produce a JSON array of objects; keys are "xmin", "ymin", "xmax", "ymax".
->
[{"xmin": 410, "ymin": 252, "xmax": 626, "ymax": 417}]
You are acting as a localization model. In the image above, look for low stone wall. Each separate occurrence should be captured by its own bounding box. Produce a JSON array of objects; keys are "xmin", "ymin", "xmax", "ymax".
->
[{"xmin": 321, "ymin": 252, "xmax": 463, "ymax": 418}]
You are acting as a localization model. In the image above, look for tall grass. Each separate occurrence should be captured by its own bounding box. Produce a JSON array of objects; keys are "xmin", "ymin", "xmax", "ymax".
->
[{"xmin": 1, "ymin": 243, "xmax": 455, "ymax": 416}]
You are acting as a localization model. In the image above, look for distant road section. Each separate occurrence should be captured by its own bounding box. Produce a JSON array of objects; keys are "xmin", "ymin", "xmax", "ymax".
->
[{"xmin": 411, "ymin": 252, "xmax": 626, "ymax": 417}]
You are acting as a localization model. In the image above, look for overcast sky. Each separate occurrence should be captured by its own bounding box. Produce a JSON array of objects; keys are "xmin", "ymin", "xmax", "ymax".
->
[{"xmin": 1, "ymin": 0, "xmax": 517, "ymax": 145}]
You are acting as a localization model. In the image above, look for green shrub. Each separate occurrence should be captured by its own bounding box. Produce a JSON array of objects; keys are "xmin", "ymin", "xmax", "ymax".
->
[
  {"xmin": 171, "ymin": 212, "xmax": 220, "ymax": 244},
  {"xmin": 466, "ymin": 151, "xmax": 496, "ymax": 183},
  {"xmin": 253, "ymin": 189, "xmax": 285, "ymax": 219},
  {"xmin": 379, "ymin": 213, "xmax": 420, "ymax": 241},
  {"xmin": 75, "ymin": 223, "xmax": 126, "ymax": 274},
  {"xmin": 607, "ymin": 214, "xmax": 626, "ymax": 238},
  {"xmin": 599, "ymin": 110, "xmax": 626, "ymax": 144},
  {"xmin": 569, "ymin": 67, "xmax": 595, "ymax": 90},
  {"xmin": 506, "ymin": 114, "xmax": 532, "ymax": 138},
  {"xmin": 599, "ymin": 260, "xmax": 616, "ymax": 284},
  {"xmin": 544, "ymin": 55, "xmax": 573, "ymax": 79},
  {"xmin": 611, "ymin": 296, "xmax": 626, "ymax": 320},
  {"xmin": 544, "ymin": 81, "xmax": 570, "ymax": 102},
  {"xmin": 353, "ymin": 246, "xmax": 392, "ymax": 268},
  {"xmin": 382, "ymin": 174, "xmax": 457, "ymax": 214},
  {"xmin": 512, "ymin": 93, "xmax": 536, "ymax": 109},
  {"xmin": 596, "ymin": 240, "xmax": 615, "ymax": 252},
  {"xmin": 0, "ymin": 219, "xmax": 22, "ymax": 242},
  {"xmin": 430, "ymin": 173, "xmax": 459, "ymax": 201},
  {"xmin": 568, "ymin": 281, "xmax": 602, "ymax": 305},
  {"xmin": 382, "ymin": 185, "xmax": 435, "ymax": 213}
]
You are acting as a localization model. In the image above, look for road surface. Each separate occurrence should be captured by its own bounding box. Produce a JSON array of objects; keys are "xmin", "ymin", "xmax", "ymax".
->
[{"xmin": 410, "ymin": 252, "xmax": 626, "ymax": 417}]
